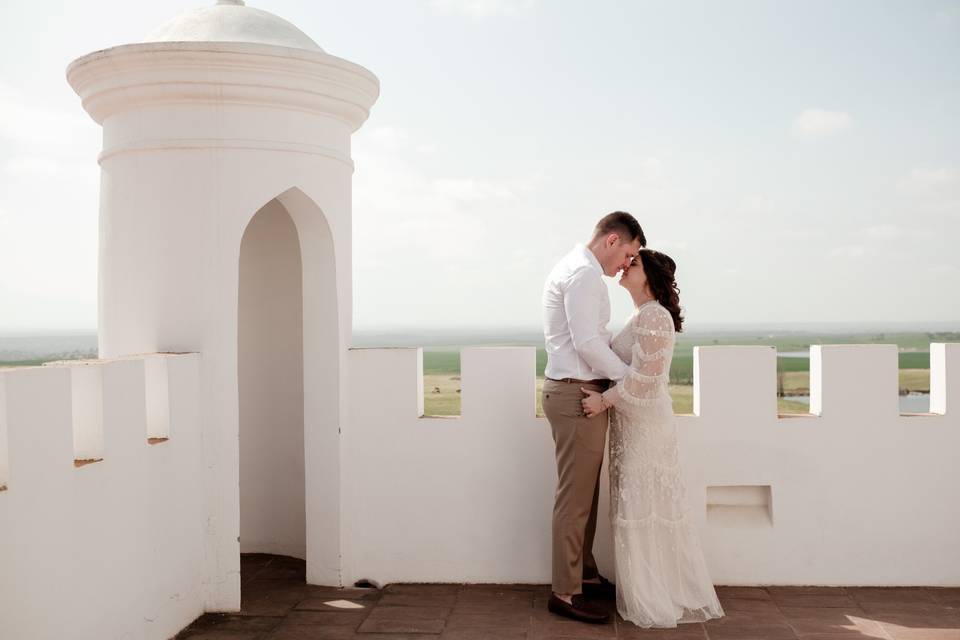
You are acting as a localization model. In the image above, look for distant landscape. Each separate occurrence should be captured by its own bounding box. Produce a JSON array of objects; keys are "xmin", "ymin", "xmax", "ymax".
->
[
  {"xmin": 354, "ymin": 326, "xmax": 957, "ymax": 415},
  {"xmin": 0, "ymin": 334, "xmax": 98, "ymax": 367},
  {"xmin": 3, "ymin": 326, "xmax": 955, "ymax": 416}
]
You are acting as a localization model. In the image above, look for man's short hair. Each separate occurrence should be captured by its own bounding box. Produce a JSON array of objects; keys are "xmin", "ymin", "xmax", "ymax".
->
[{"xmin": 593, "ymin": 211, "xmax": 646, "ymax": 246}]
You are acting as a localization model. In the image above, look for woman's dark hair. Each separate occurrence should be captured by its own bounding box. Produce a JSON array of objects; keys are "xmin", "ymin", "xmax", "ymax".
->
[{"xmin": 637, "ymin": 249, "xmax": 684, "ymax": 332}]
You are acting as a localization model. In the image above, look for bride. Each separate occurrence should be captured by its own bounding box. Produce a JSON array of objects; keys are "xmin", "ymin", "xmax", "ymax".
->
[{"xmin": 580, "ymin": 249, "xmax": 725, "ymax": 628}]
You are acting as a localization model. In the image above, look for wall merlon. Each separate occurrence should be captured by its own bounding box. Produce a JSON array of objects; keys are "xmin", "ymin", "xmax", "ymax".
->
[
  {"xmin": 460, "ymin": 347, "xmax": 537, "ymax": 421},
  {"xmin": 693, "ymin": 346, "xmax": 778, "ymax": 420},
  {"xmin": 810, "ymin": 344, "xmax": 899, "ymax": 418},
  {"xmin": 166, "ymin": 353, "xmax": 201, "ymax": 442},
  {"xmin": 0, "ymin": 372, "xmax": 8, "ymax": 490},
  {"xmin": 348, "ymin": 347, "xmax": 424, "ymax": 419},
  {"xmin": 2, "ymin": 365, "xmax": 74, "ymax": 489},
  {"xmin": 930, "ymin": 343, "xmax": 958, "ymax": 415},
  {"xmin": 67, "ymin": 361, "xmax": 105, "ymax": 464},
  {"xmin": 102, "ymin": 358, "xmax": 149, "ymax": 456}
]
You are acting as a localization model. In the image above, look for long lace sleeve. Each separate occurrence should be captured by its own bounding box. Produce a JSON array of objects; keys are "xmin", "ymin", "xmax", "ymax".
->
[{"xmin": 601, "ymin": 303, "xmax": 674, "ymax": 409}]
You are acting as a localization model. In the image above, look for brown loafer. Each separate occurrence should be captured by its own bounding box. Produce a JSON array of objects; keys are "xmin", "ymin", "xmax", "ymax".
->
[
  {"xmin": 548, "ymin": 593, "xmax": 611, "ymax": 624},
  {"xmin": 582, "ymin": 575, "xmax": 616, "ymax": 600}
]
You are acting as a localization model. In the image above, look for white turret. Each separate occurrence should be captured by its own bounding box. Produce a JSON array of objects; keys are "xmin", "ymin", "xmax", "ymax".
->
[{"xmin": 66, "ymin": 1, "xmax": 378, "ymax": 611}]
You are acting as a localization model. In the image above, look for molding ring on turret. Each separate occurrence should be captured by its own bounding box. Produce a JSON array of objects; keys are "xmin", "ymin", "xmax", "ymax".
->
[{"xmin": 98, "ymin": 137, "xmax": 355, "ymax": 169}]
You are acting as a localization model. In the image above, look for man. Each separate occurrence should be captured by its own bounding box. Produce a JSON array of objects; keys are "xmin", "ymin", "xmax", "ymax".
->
[{"xmin": 541, "ymin": 211, "xmax": 646, "ymax": 624}]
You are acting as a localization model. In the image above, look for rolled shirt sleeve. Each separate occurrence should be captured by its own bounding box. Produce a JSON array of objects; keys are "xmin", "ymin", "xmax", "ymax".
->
[{"xmin": 562, "ymin": 267, "xmax": 630, "ymax": 382}]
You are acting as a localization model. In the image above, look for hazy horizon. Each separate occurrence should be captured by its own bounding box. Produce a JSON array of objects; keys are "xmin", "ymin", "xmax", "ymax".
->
[
  {"xmin": 3, "ymin": 319, "xmax": 958, "ymax": 338},
  {"xmin": 2, "ymin": 322, "xmax": 957, "ymax": 361}
]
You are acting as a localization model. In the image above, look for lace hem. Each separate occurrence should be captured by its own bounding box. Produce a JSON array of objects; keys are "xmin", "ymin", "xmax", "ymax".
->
[{"xmin": 620, "ymin": 603, "xmax": 725, "ymax": 629}]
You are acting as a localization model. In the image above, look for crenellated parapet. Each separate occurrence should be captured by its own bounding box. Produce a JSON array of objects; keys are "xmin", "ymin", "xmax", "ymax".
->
[
  {"xmin": 0, "ymin": 353, "xmax": 205, "ymax": 639},
  {"xmin": 0, "ymin": 354, "xmax": 192, "ymax": 487},
  {"xmin": 342, "ymin": 343, "xmax": 960, "ymax": 587}
]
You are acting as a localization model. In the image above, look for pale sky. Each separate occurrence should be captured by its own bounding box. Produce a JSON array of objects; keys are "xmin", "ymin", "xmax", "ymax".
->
[{"xmin": 0, "ymin": 0, "xmax": 958, "ymax": 333}]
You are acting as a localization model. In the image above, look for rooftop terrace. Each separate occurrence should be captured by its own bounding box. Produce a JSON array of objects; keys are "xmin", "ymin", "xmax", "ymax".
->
[{"xmin": 175, "ymin": 554, "xmax": 960, "ymax": 640}]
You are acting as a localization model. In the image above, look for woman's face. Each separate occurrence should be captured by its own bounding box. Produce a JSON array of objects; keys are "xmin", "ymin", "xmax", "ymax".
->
[{"xmin": 619, "ymin": 255, "xmax": 649, "ymax": 292}]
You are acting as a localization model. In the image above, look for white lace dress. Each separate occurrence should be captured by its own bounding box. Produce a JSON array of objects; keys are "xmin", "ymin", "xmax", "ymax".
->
[{"xmin": 600, "ymin": 300, "xmax": 725, "ymax": 628}]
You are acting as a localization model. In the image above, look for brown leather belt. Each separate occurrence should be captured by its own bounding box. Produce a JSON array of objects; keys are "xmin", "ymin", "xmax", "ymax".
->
[{"xmin": 546, "ymin": 376, "xmax": 608, "ymax": 385}]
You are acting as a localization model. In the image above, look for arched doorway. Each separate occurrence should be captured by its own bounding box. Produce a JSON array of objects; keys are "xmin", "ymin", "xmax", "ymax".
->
[{"xmin": 238, "ymin": 198, "xmax": 306, "ymax": 559}]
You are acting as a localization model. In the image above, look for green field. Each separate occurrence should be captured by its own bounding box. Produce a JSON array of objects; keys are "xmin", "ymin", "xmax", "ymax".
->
[
  {"xmin": 424, "ymin": 372, "xmax": 821, "ymax": 416},
  {"xmin": 420, "ymin": 330, "xmax": 952, "ymax": 416},
  {"xmin": 424, "ymin": 371, "xmax": 926, "ymax": 416},
  {"xmin": 0, "ymin": 359, "xmax": 52, "ymax": 368}
]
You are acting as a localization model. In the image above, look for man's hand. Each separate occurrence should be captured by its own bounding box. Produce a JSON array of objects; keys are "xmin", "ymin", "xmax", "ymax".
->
[{"xmin": 580, "ymin": 387, "xmax": 608, "ymax": 418}]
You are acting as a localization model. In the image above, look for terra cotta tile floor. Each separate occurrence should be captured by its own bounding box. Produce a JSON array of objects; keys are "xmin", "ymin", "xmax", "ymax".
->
[{"xmin": 173, "ymin": 554, "xmax": 960, "ymax": 640}]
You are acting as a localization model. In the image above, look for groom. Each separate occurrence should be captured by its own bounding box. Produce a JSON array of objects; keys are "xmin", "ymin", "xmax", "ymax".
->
[{"xmin": 541, "ymin": 211, "xmax": 646, "ymax": 624}]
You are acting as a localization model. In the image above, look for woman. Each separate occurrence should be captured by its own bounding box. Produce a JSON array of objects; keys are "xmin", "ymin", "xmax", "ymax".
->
[{"xmin": 580, "ymin": 249, "xmax": 725, "ymax": 628}]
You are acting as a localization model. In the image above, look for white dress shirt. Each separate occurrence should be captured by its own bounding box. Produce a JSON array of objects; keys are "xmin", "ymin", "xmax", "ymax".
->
[{"xmin": 542, "ymin": 244, "xmax": 629, "ymax": 382}]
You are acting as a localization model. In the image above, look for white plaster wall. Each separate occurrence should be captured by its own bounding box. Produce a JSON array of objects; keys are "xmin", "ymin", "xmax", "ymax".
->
[
  {"xmin": 344, "ymin": 343, "xmax": 960, "ymax": 587},
  {"xmin": 239, "ymin": 199, "xmax": 306, "ymax": 559},
  {"xmin": 0, "ymin": 354, "xmax": 204, "ymax": 640}
]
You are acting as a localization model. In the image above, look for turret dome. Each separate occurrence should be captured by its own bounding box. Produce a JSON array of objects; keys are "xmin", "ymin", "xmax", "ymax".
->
[{"xmin": 144, "ymin": 0, "xmax": 323, "ymax": 52}]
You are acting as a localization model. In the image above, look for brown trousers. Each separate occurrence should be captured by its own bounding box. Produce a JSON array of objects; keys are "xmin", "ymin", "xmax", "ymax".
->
[{"xmin": 542, "ymin": 377, "xmax": 610, "ymax": 595}]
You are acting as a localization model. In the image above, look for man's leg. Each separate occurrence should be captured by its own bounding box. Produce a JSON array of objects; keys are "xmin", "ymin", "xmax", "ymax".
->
[
  {"xmin": 543, "ymin": 380, "xmax": 609, "ymax": 600},
  {"xmin": 581, "ymin": 457, "xmax": 604, "ymax": 582}
]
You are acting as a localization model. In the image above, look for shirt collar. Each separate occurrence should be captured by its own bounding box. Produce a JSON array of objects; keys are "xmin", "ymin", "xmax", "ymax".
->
[{"xmin": 576, "ymin": 243, "xmax": 603, "ymax": 274}]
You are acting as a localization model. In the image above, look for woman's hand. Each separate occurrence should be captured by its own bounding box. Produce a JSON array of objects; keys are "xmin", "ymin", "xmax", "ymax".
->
[{"xmin": 581, "ymin": 387, "xmax": 609, "ymax": 418}]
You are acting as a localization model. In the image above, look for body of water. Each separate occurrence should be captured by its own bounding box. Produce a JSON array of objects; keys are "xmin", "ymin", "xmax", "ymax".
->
[{"xmin": 782, "ymin": 393, "xmax": 931, "ymax": 414}]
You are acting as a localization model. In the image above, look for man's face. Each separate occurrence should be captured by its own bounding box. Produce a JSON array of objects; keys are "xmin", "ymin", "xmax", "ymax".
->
[{"xmin": 600, "ymin": 235, "xmax": 642, "ymax": 276}]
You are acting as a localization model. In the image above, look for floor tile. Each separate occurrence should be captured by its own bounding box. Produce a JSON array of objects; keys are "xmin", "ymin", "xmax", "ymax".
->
[
  {"xmin": 714, "ymin": 586, "xmax": 773, "ymax": 601},
  {"xmin": 702, "ymin": 622, "xmax": 798, "ymax": 639},
  {"xmin": 380, "ymin": 593, "xmax": 459, "ymax": 608},
  {"xmin": 445, "ymin": 611, "xmax": 532, "ymax": 628},
  {"xmin": 357, "ymin": 617, "xmax": 447, "ymax": 634},
  {"xmin": 529, "ymin": 617, "xmax": 616, "ymax": 638},
  {"xmin": 783, "ymin": 611, "xmax": 887, "ymax": 637},
  {"xmin": 926, "ymin": 589, "xmax": 960, "ymax": 608},
  {"xmin": 617, "ymin": 620, "xmax": 707, "ymax": 638},
  {"xmin": 848, "ymin": 589, "xmax": 939, "ymax": 605},
  {"xmin": 772, "ymin": 594, "xmax": 861, "ymax": 609},
  {"xmin": 439, "ymin": 629, "xmax": 529, "ymax": 639}
]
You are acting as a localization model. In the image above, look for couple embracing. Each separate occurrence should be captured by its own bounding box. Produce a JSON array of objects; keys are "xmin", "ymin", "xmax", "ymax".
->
[{"xmin": 541, "ymin": 211, "xmax": 726, "ymax": 628}]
